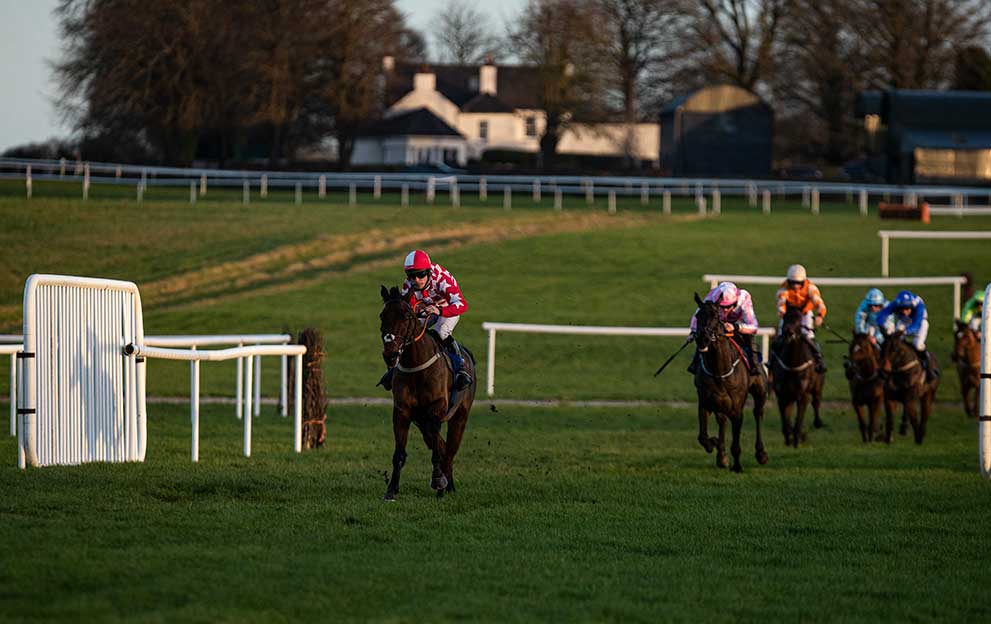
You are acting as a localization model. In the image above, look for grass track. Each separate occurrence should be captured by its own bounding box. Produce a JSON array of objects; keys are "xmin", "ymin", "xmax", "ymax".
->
[{"xmin": 1, "ymin": 403, "xmax": 989, "ymax": 622}]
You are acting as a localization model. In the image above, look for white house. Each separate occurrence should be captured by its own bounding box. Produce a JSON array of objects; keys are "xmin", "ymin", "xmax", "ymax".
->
[{"xmin": 352, "ymin": 58, "xmax": 660, "ymax": 168}]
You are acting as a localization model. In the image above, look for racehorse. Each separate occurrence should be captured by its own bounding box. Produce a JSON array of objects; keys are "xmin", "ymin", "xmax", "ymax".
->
[
  {"xmin": 379, "ymin": 285, "xmax": 475, "ymax": 500},
  {"xmin": 844, "ymin": 332, "xmax": 884, "ymax": 443},
  {"xmin": 692, "ymin": 293, "xmax": 768, "ymax": 472},
  {"xmin": 770, "ymin": 307, "xmax": 824, "ymax": 447},
  {"xmin": 951, "ymin": 320, "xmax": 980, "ymax": 419},
  {"xmin": 879, "ymin": 330, "xmax": 940, "ymax": 444}
]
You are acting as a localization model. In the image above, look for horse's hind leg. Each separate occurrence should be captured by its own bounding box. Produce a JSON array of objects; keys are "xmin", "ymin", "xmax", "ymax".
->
[
  {"xmin": 811, "ymin": 380, "xmax": 824, "ymax": 429},
  {"xmin": 441, "ymin": 409, "xmax": 470, "ymax": 494},
  {"xmin": 418, "ymin": 413, "xmax": 449, "ymax": 492},
  {"xmin": 853, "ymin": 404, "xmax": 869, "ymax": 443},
  {"xmin": 778, "ymin": 397, "xmax": 793, "ymax": 446},
  {"xmin": 730, "ymin": 414, "xmax": 744, "ymax": 473},
  {"xmin": 916, "ymin": 394, "xmax": 934, "ymax": 445},
  {"xmin": 883, "ymin": 398, "xmax": 896, "ymax": 444},
  {"xmin": 384, "ymin": 408, "xmax": 411, "ymax": 501},
  {"xmin": 794, "ymin": 396, "xmax": 810, "ymax": 447}
]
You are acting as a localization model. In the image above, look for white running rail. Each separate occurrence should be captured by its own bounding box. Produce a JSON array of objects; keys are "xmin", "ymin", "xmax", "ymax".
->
[
  {"xmin": 878, "ymin": 230, "xmax": 991, "ymax": 277},
  {"xmin": 980, "ymin": 282, "xmax": 991, "ymax": 478},
  {"xmin": 480, "ymin": 322, "xmax": 775, "ymax": 398},
  {"xmin": 703, "ymin": 274, "xmax": 968, "ymax": 319}
]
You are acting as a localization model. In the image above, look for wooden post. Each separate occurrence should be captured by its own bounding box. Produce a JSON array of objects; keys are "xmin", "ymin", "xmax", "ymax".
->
[
  {"xmin": 533, "ymin": 179, "xmax": 541, "ymax": 203},
  {"xmin": 373, "ymin": 175, "xmax": 381, "ymax": 199},
  {"xmin": 318, "ymin": 175, "xmax": 326, "ymax": 198},
  {"xmin": 859, "ymin": 189, "xmax": 868, "ymax": 216},
  {"xmin": 401, "ymin": 184, "xmax": 409, "ymax": 207},
  {"xmin": 25, "ymin": 165, "xmax": 31, "ymax": 198},
  {"xmin": 243, "ymin": 180, "xmax": 250, "ymax": 204},
  {"xmin": 504, "ymin": 185, "xmax": 512, "ymax": 210},
  {"xmin": 586, "ymin": 181, "xmax": 594, "ymax": 205},
  {"xmin": 296, "ymin": 183, "xmax": 303, "ymax": 205},
  {"xmin": 451, "ymin": 180, "xmax": 460, "ymax": 208},
  {"xmin": 712, "ymin": 189, "xmax": 721, "ymax": 215},
  {"xmin": 554, "ymin": 189, "xmax": 562, "ymax": 211},
  {"xmin": 260, "ymin": 174, "xmax": 268, "ymax": 198},
  {"xmin": 115, "ymin": 165, "xmax": 122, "ymax": 178},
  {"xmin": 479, "ymin": 177, "xmax": 487, "ymax": 201},
  {"xmin": 640, "ymin": 182, "xmax": 649, "ymax": 206},
  {"xmin": 696, "ymin": 195, "xmax": 706, "ymax": 216},
  {"xmin": 426, "ymin": 177, "xmax": 435, "ymax": 204},
  {"xmin": 802, "ymin": 186, "xmax": 810, "ymax": 207},
  {"xmin": 82, "ymin": 162, "xmax": 90, "ymax": 200},
  {"xmin": 199, "ymin": 173, "xmax": 207, "ymax": 196},
  {"xmin": 811, "ymin": 188, "xmax": 820, "ymax": 215},
  {"xmin": 59, "ymin": 157, "xmax": 65, "ymax": 178},
  {"xmin": 348, "ymin": 183, "xmax": 356, "ymax": 206},
  {"xmin": 189, "ymin": 180, "xmax": 196, "ymax": 204},
  {"xmin": 662, "ymin": 190, "xmax": 671, "ymax": 215},
  {"xmin": 762, "ymin": 190, "xmax": 771, "ymax": 214},
  {"xmin": 608, "ymin": 191, "xmax": 616, "ymax": 214}
]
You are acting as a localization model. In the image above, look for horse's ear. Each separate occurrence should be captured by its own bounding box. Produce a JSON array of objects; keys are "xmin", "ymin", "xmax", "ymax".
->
[
  {"xmin": 380, "ymin": 285, "xmax": 389, "ymax": 302},
  {"xmin": 954, "ymin": 319, "xmax": 965, "ymax": 330},
  {"xmin": 389, "ymin": 286, "xmax": 400, "ymax": 299},
  {"xmin": 694, "ymin": 292, "xmax": 704, "ymax": 307},
  {"xmin": 851, "ymin": 329, "xmax": 858, "ymax": 337}
]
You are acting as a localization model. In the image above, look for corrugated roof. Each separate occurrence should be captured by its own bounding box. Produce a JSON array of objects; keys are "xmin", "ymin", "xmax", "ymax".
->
[{"xmin": 661, "ymin": 85, "xmax": 769, "ymax": 116}]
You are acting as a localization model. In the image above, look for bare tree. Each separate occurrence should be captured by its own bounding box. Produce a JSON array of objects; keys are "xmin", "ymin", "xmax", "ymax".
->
[
  {"xmin": 433, "ymin": 0, "xmax": 499, "ymax": 64},
  {"xmin": 593, "ymin": 0, "xmax": 685, "ymax": 122},
  {"xmin": 509, "ymin": 0, "xmax": 605, "ymax": 169},
  {"xmin": 851, "ymin": 0, "xmax": 991, "ymax": 89},
  {"xmin": 685, "ymin": 0, "xmax": 789, "ymax": 93}
]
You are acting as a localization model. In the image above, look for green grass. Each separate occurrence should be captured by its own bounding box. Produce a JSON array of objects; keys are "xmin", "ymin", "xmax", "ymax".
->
[
  {"xmin": 1, "ymin": 402, "xmax": 988, "ymax": 622},
  {"xmin": 0, "ymin": 189, "xmax": 989, "ymax": 621}
]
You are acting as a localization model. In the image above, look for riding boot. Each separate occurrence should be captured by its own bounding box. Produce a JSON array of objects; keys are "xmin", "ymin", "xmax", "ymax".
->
[
  {"xmin": 687, "ymin": 350, "xmax": 700, "ymax": 374},
  {"xmin": 916, "ymin": 348, "xmax": 935, "ymax": 381},
  {"xmin": 377, "ymin": 367, "xmax": 395, "ymax": 391},
  {"xmin": 806, "ymin": 335, "xmax": 827, "ymax": 373},
  {"xmin": 443, "ymin": 336, "xmax": 472, "ymax": 390}
]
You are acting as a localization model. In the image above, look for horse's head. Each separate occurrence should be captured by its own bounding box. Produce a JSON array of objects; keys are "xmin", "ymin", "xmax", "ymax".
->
[
  {"xmin": 693, "ymin": 292, "xmax": 723, "ymax": 352},
  {"xmin": 848, "ymin": 331, "xmax": 879, "ymax": 374},
  {"xmin": 879, "ymin": 329, "xmax": 907, "ymax": 374},
  {"xmin": 952, "ymin": 320, "xmax": 978, "ymax": 364},
  {"xmin": 780, "ymin": 306, "xmax": 804, "ymax": 341},
  {"xmin": 379, "ymin": 285, "xmax": 419, "ymax": 366}
]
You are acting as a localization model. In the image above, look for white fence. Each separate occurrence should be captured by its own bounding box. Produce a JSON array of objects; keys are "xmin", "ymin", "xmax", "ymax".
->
[
  {"xmin": 703, "ymin": 274, "xmax": 968, "ymax": 319},
  {"xmin": 14, "ymin": 274, "xmax": 306, "ymax": 468},
  {"xmin": 7, "ymin": 156, "xmax": 991, "ymax": 214},
  {"xmin": 878, "ymin": 230, "xmax": 991, "ymax": 276},
  {"xmin": 480, "ymin": 322, "xmax": 775, "ymax": 398},
  {"xmin": 981, "ymin": 282, "xmax": 991, "ymax": 479}
]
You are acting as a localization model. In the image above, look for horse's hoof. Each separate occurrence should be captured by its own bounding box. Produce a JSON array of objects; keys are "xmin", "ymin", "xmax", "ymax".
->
[
  {"xmin": 731, "ymin": 464, "xmax": 743, "ymax": 473},
  {"xmin": 383, "ymin": 492, "xmax": 398, "ymax": 502},
  {"xmin": 717, "ymin": 454, "xmax": 729, "ymax": 469},
  {"xmin": 436, "ymin": 489, "xmax": 445, "ymax": 499},
  {"xmin": 813, "ymin": 419, "xmax": 823, "ymax": 429},
  {"xmin": 431, "ymin": 475, "xmax": 449, "ymax": 491},
  {"xmin": 756, "ymin": 450, "xmax": 769, "ymax": 465}
]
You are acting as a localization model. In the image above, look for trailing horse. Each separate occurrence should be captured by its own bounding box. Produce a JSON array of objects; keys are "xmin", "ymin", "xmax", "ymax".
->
[
  {"xmin": 691, "ymin": 293, "xmax": 768, "ymax": 472},
  {"xmin": 880, "ymin": 330, "xmax": 940, "ymax": 444},
  {"xmin": 844, "ymin": 332, "xmax": 884, "ymax": 443},
  {"xmin": 770, "ymin": 307, "xmax": 824, "ymax": 447},
  {"xmin": 379, "ymin": 285, "xmax": 476, "ymax": 500},
  {"xmin": 951, "ymin": 321, "xmax": 980, "ymax": 419}
]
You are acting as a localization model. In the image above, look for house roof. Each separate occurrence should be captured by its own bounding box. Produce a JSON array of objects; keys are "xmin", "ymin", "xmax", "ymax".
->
[
  {"xmin": 360, "ymin": 108, "xmax": 464, "ymax": 138},
  {"xmin": 461, "ymin": 93, "xmax": 515, "ymax": 114},
  {"xmin": 385, "ymin": 62, "xmax": 542, "ymax": 112},
  {"xmin": 897, "ymin": 128, "xmax": 991, "ymax": 152},
  {"xmin": 884, "ymin": 89, "xmax": 991, "ymax": 131}
]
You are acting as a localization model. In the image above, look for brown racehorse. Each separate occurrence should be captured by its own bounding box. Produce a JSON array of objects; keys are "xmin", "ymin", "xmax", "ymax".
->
[
  {"xmin": 844, "ymin": 332, "xmax": 884, "ymax": 443},
  {"xmin": 880, "ymin": 331, "xmax": 939, "ymax": 444},
  {"xmin": 692, "ymin": 294, "xmax": 768, "ymax": 472},
  {"xmin": 951, "ymin": 321, "xmax": 981, "ymax": 419},
  {"xmin": 770, "ymin": 307, "xmax": 824, "ymax": 447},
  {"xmin": 379, "ymin": 285, "xmax": 475, "ymax": 500}
]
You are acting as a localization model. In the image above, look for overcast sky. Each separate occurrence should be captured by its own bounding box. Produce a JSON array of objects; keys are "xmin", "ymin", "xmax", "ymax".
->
[{"xmin": 0, "ymin": 0, "xmax": 525, "ymax": 152}]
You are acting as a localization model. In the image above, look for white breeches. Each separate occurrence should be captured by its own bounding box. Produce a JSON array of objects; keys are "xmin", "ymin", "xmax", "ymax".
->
[
  {"xmin": 895, "ymin": 318, "xmax": 928, "ymax": 351},
  {"xmin": 430, "ymin": 314, "xmax": 460, "ymax": 340}
]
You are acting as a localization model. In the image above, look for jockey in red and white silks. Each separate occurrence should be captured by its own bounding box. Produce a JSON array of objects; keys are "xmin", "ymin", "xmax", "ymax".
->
[
  {"xmin": 378, "ymin": 249, "xmax": 472, "ymax": 392},
  {"xmin": 688, "ymin": 281, "xmax": 762, "ymax": 374}
]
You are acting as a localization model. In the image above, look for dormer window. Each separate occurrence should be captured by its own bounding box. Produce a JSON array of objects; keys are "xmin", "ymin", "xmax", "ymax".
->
[{"xmin": 479, "ymin": 121, "xmax": 489, "ymax": 140}]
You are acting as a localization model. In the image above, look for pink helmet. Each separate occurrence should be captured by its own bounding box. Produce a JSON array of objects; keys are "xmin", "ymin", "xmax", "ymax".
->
[
  {"xmin": 404, "ymin": 250, "xmax": 431, "ymax": 272},
  {"xmin": 716, "ymin": 282, "xmax": 739, "ymax": 307}
]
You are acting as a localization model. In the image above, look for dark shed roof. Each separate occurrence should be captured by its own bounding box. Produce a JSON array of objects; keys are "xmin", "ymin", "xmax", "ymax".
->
[
  {"xmin": 360, "ymin": 108, "xmax": 464, "ymax": 138},
  {"xmin": 385, "ymin": 62, "xmax": 542, "ymax": 111}
]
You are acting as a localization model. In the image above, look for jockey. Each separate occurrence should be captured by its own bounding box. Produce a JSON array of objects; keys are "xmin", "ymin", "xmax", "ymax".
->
[
  {"xmin": 688, "ymin": 281, "xmax": 762, "ymax": 375},
  {"xmin": 876, "ymin": 290, "xmax": 934, "ymax": 380},
  {"xmin": 774, "ymin": 264, "xmax": 827, "ymax": 372},
  {"xmin": 961, "ymin": 290, "xmax": 984, "ymax": 331},
  {"xmin": 853, "ymin": 288, "xmax": 894, "ymax": 345},
  {"xmin": 378, "ymin": 249, "xmax": 472, "ymax": 392}
]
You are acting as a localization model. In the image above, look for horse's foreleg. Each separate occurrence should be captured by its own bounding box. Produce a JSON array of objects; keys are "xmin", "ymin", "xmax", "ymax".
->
[
  {"xmin": 420, "ymin": 408, "xmax": 449, "ymax": 492},
  {"xmin": 715, "ymin": 415, "xmax": 729, "ymax": 468},
  {"xmin": 916, "ymin": 394, "xmax": 933, "ymax": 445},
  {"xmin": 853, "ymin": 403, "xmax": 869, "ymax": 443},
  {"xmin": 868, "ymin": 395, "xmax": 882, "ymax": 442},
  {"xmin": 899, "ymin": 400, "xmax": 909, "ymax": 436},
  {"xmin": 811, "ymin": 381, "xmax": 824, "ymax": 429},
  {"xmin": 442, "ymin": 409, "xmax": 469, "ymax": 494},
  {"xmin": 883, "ymin": 398, "xmax": 897, "ymax": 444},
  {"xmin": 794, "ymin": 396, "xmax": 810, "ymax": 447},
  {"xmin": 904, "ymin": 399, "xmax": 918, "ymax": 442},
  {"xmin": 730, "ymin": 414, "xmax": 743, "ymax": 473},
  {"xmin": 384, "ymin": 409, "xmax": 411, "ymax": 501},
  {"xmin": 697, "ymin": 402, "xmax": 716, "ymax": 453},
  {"xmin": 778, "ymin": 397, "xmax": 793, "ymax": 447}
]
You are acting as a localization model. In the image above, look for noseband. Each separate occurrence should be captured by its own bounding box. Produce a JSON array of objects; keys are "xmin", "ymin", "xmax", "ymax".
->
[{"xmin": 383, "ymin": 302, "xmax": 429, "ymax": 367}]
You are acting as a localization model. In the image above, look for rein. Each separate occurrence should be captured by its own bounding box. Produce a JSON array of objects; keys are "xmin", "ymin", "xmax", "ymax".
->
[
  {"xmin": 772, "ymin": 334, "xmax": 813, "ymax": 372},
  {"xmin": 699, "ymin": 336, "xmax": 742, "ymax": 379}
]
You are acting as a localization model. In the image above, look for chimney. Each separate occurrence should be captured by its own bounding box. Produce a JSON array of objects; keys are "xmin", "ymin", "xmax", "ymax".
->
[
  {"xmin": 382, "ymin": 55, "xmax": 394, "ymax": 72},
  {"xmin": 413, "ymin": 71, "xmax": 436, "ymax": 93},
  {"xmin": 479, "ymin": 59, "xmax": 497, "ymax": 95}
]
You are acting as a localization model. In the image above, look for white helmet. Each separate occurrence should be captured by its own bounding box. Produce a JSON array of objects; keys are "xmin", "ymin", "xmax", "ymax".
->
[{"xmin": 786, "ymin": 264, "xmax": 807, "ymax": 282}]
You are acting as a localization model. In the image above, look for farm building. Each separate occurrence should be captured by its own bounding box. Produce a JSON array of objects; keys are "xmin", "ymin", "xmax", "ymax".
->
[
  {"xmin": 860, "ymin": 89, "xmax": 991, "ymax": 184},
  {"xmin": 659, "ymin": 85, "xmax": 773, "ymax": 177}
]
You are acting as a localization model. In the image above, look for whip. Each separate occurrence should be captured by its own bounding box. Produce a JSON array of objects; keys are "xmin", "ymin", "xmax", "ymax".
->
[{"xmin": 653, "ymin": 336, "xmax": 693, "ymax": 377}]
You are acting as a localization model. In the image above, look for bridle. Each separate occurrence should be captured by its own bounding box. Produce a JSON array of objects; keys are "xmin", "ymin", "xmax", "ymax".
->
[
  {"xmin": 695, "ymin": 305, "xmax": 742, "ymax": 379},
  {"xmin": 953, "ymin": 326, "xmax": 980, "ymax": 370},
  {"xmin": 847, "ymin": 338, "xmax": 880, "ymax": 382},
  {"xmin": 773, "ymin": 323, "xmax": 814, "ymax": 372},
  {"xmin": 382, "ymin": 300, "xmax": 430, "ymax": 369}
]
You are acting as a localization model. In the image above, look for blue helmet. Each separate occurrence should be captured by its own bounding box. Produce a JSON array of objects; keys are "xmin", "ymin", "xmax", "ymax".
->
[
  {"xmin": 865, "ymin": 288, "xmax": 885, "ymax": 306},
  {"xmin": 893, "ymin": 290, "xmax": 916, "ymax": 308}
]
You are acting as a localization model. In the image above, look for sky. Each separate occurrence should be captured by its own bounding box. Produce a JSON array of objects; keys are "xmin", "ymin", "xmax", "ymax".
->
[{"xmin": 0, "ymin": 0, "xmax": 526, "ymax": 153}]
